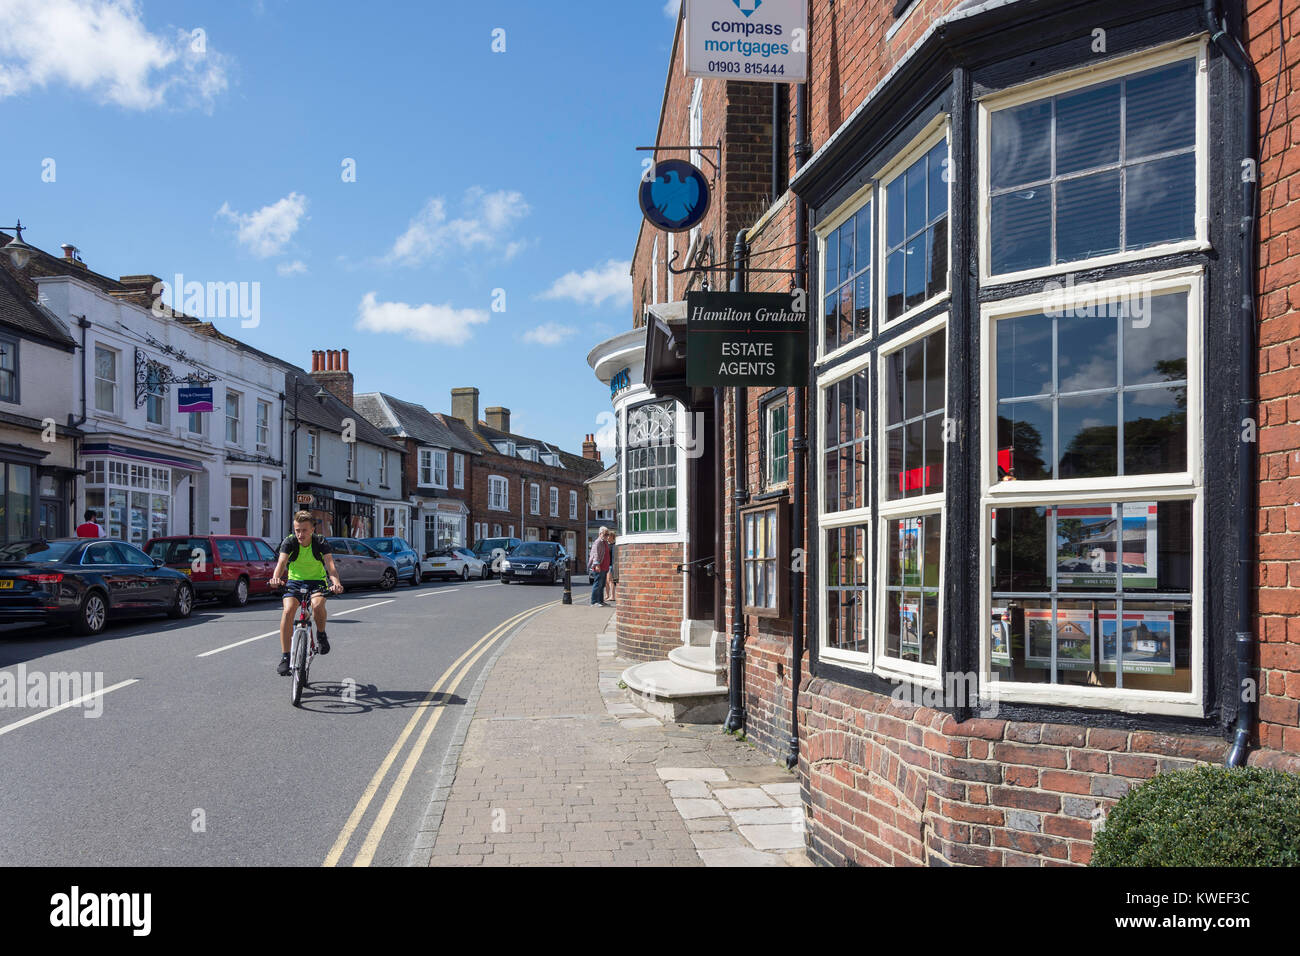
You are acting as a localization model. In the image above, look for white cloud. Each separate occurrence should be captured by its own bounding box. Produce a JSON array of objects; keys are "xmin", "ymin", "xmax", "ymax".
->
[
  {"xmin": 217, "ymin": 193, "xmax": 308, "ymax": 258},
  {"xmin": 277, "ymin": 259, "xmax": 308, "ymax": 277},
  {"xmin": 538, "ymin": 259, "xmax": 632, "ymax": 308},
  {"xmin": 0, "ymin": 0, "xmax": 230, "ymax": 110},
  {"xmin": 355, "ymin": 292, "xmax": 489, "ymax": 346},
  {"xmin": 385, "ymin": 187, "xmax": 531, "ymax": 266},
  {"xmin": 522, "ymin": 322, "xmax": 576, "ymax": 346},
  {"xmin": 663, "ymin": 0, "xmax": 681, "ymax": 19}
]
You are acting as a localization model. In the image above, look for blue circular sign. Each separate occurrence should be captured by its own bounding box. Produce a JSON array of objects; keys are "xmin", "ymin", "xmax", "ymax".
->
[{"xmin": 639, "ymin": 159, "xmax": 710, "ymax": 233}]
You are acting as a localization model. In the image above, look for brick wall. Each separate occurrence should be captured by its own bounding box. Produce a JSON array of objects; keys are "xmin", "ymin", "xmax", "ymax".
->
[
  {"xmin": 466, "ymin": 454, "xmax": 589, "ymax": 546},
  {"xmin": 1250, "ymin": 0, "xmax": 1300, "ymax": 759},
  {"xmin": 798, "ymin": 678, "xmax": 1250, "ymax": 867},
  {"xmin": 396, "ymin": 437, "xmax": 474, "ymax": 518},
  {"xmin": 615, "ymin": 542, "xmax": 686, "ymax": 661}
]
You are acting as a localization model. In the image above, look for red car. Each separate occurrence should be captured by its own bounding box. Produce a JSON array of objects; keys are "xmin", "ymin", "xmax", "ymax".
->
[{"xmin": 144, "ymin": 534, "xmax": 280, "ymax": 607}]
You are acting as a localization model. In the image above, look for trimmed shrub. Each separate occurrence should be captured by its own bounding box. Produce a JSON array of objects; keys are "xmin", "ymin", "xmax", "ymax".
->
[{"xmin": 1091, "ymin": 764, "xmax": 1300, "ymax": 866}]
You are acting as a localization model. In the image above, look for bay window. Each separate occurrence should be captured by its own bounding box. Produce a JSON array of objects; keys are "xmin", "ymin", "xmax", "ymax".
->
[
  {"xmin": 625, "ymin": 400, "xmax": 677, "ymax": 534},
  {"xmin": 882, "ymin": 132, "xmax": 949, "ymax": 325}
]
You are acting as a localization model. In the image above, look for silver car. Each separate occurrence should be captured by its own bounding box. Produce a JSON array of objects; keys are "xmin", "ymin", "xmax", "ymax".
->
[{"xmin": 325, "ymin": 538, "xmax": 399, "ymax": 590}]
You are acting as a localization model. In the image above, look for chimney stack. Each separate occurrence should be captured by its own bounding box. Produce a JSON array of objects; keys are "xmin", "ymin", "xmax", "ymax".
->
[
  {"xmin": 485, "ymin": 406, "xmax": 511, "ymax": 433},
  {"xmin": 451, "ymin": 387, "xmax": 480, "ymax": 428},
  {"xmin": 310, "ymin": 347, "xmax": 355, "ymax": 407},
  {"xmin": 582, "ymin": 434, "xmax": 601, "ymax": 463}
]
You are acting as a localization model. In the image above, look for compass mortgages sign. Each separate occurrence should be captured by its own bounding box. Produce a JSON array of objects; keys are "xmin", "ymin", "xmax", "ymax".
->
[{"xmin": 684, "ymin": 0, "xmax": 807, "ymax": 83}]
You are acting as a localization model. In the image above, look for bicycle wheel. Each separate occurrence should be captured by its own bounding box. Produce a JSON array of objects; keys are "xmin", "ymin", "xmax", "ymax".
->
[{"xmin": 291, "ymin": 626, "xmax": 308, "ymax": 707}]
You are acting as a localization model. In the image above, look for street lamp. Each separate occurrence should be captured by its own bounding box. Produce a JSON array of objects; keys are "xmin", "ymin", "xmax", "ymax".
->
[
  {"xmin": 0, "ymin": 221, "xmax": 35, "ymax": 270},
  {"xmin": 287, "ymin": 377, "xmax": 329, "ymax": 524}
]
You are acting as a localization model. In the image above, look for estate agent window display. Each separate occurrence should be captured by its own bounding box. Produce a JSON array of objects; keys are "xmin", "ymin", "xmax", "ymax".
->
[{"xmin": 811, "ymin": 36, "xmax": 1213, "ymax": 722}]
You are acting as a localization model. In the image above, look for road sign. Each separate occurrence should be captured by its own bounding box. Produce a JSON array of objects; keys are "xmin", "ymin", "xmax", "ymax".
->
[{"xmin": 686, "ymin": 291, "xmax": 808, "ymax": 387}]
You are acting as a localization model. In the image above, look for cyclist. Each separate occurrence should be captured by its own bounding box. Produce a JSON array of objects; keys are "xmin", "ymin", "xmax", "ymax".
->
[{"xmin": 268, "ymin": 511, "xmax": 344, "ymax": 676}]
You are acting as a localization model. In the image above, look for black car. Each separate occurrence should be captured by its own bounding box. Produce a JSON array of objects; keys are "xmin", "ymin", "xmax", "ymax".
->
[
  {"xmin": 0, "ymin": 538, "xmax": 194, "ymax": 636},
  {"xmin": 471, "ymin": 536, "xmax": 522, "ymax": 577},
  {"xmin": 499, "ymin": 542, "xmax": 569, "ymax": 585}
]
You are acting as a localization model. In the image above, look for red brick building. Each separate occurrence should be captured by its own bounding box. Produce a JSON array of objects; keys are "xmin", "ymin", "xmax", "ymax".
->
[
  {"xmin": 590, "ymin": 0, "xmax": 1300, "ymax": 865},
  {"xmin": 438, "ymin": 387, "xmax": 603, "ymax": 557}
]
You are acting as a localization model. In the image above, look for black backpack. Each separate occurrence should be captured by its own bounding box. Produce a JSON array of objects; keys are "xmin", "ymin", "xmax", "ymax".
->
[{"xmin": 281, "ymin": 533, "xmax": 325, "ymax": 562}]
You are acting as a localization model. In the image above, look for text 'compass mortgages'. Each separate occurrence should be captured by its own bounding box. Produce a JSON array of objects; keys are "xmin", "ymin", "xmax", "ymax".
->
[
  {"xmin": 686, "ymin": 290, "xmax": 809, "ymax": 387},
  {"xmin": 640, "ymin": 159, "xmax": 711, "ymax": 233},
  {"xmin": 684, "ymin": 0, "xmax": 808, "ymax": 82}
]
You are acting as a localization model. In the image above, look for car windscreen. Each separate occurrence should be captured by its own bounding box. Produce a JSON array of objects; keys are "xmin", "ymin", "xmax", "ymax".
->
[
  {"xmin": 476, "ymin": 539, "xmax": 509, "ymax": 553},
  {"xmin": 364, "ymin": 539, "xmax": 394, "ymax": 553},
  {"xmin": 513, "ymin": 543, "xmax": 556, "ymax": 557},
  {"xmin": 0, "ymin": 540, "xmax": 79, "ymax": 563}
]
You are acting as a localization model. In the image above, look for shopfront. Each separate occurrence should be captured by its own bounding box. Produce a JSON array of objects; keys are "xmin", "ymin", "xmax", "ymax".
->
[
  {"xmin": 423, "ymin": 499, "xmax": 467, "ymax": 551},
  {"xmin": 80, "ymin": 443, "xmax": 203, "ymax": 546},
  {"xmin": 0, "ymin": 444, "xmax": 41, "ymax": 546},
  {"xmin": 298, "ymin": 485, "xmax": 374, "ymax": 538}
]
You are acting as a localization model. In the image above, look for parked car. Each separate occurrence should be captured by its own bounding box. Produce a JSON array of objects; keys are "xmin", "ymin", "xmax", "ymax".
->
[
  {"xmin": 499, "ymin": 541, "xmax": 569, "ymax": 585},
  {"xmin": 0, "ymin": 538, "xmax": 193, "ymax": 635},
  {"xmin": 360, "ymin": 537, "xmax": 421, "ymax": 586},
  {"xmin": 421, "ymin": 547, "xmax": 488, "ymax": 582},
  {"xmin": 471, "ymin": 536, "xmax": 522, "ymax": 577},
  {"xmin": 145, "ymin": 534, "xmax": 279, "ymax": 607},
  {"xmin": 326, "ymin": 538, "xmax": 399, "ymax": 590}
]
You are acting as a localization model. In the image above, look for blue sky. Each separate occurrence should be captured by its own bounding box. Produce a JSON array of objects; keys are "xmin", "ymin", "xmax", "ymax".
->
[{"xmin": 1, "ymin": 0, "xmax": 684, "ymax": 456}]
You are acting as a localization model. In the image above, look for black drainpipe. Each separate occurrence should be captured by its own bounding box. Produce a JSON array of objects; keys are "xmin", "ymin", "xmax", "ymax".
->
[
  {"xmin": 787, "ymin": 78, "xmax": 811, "ymax": 770},
  {"xmin": 725, "ymin": 229, "xmax": 749, "ymax": 732},
  {"xmin": 1204, "ymin": 0, "xmax": 1259, "ymax": 767},
  {"xmin": 67, "ymin": 315, "xmax": 90, "ymax": 534}
]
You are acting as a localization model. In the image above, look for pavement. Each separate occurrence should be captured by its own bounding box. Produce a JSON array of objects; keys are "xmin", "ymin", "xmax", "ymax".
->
[{"xmin": 411, "ymin": 595, "xmax": 813, "ymax": 867}]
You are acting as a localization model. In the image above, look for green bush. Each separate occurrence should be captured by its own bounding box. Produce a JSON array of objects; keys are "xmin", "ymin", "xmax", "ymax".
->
[{"xmin": 1091, "ymin": 764, "xmax": 1300, "ymax": 867}]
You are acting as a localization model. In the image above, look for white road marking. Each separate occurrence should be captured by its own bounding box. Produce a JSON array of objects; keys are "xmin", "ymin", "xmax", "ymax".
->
[
  {"xmin": 417, "ymin": 588, "xmax": 461, "ymax": 598},
  {"xmin": 0, "ymin": 679, "xmax": 138, "ymax": 738},
  {"xmin": 197, "ymin": 599, "xmax": 395, "ymax": 657},
  {"xmin": 474, "ymin": 584, "xmax": 500, "ymax": 589}
]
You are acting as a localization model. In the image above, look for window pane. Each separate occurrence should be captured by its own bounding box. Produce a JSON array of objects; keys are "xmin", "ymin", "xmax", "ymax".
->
[
  {"xmin": 838, "ymin": 283, "xmax": 854, "ymax": 346},
  {"xmin": 921, "ymin": 591, "xmax": 939, "ymax": 665},
  {"xmin": 824, "ymin": 234, "xmax": 839, "ymax": 294},
  {"xmin": 905, "ymin": 163, "xmax": 926, "ymax": 236},
  {"xmin": 1124, "ymin": 387, "xmax": 1187, "ymax": 474},
  {"xmin": 1123, "ymin": 291, "xmax": 1188, "ymax": 386},
  {"xmin": 1057, "ymin": 312, "xmax": 1118, "ymax": 394},
  {"xmin": 855, "ymin": 205, "xmax": 871, "ymax": 273},
  {"xmin": 904, "ymin": 234, "xmax": 926, "ymax": 311},
  {"xmin": 926, "ymin": 218, "xmax": 948, "ymax": 300},
  {"xmin": 838, "ymin": 221, "xmax": 854, "ymax": 287},
  {"xmin": 904, "ymin": 341, "xmax": 924, "ymax": 420},
  {"xmin": 1055, "ymin": 504, "xmax": 1120, "ymax": 591},
  {"xmin": 1125, "ymin": 61, "xmax": 1196, "ymax": 159},
  {"xmin": 1058, "ymin": 392, "xmax": 1118, "ymax": 478},
  {"xmin": 993, "ymin": 505, "xmax": 1050, "ymax": 592},
  {"xmin": 1057, "ymin": 170, "xmax": 1122, "ymax": 261},
  {"xmin": 1126, "ymin": 153, "xmax": 1196, "ymax": 248},
  {"xmin": 925, "ymin": 329, "xmax": 946, "ymax": 413},
  {"xmin": 997, "ymin": 313, "xmax": 1053, "ymax": 400},
  {"xmin": 1154, "ymin": 499, "xmax": 1193, "ymax": 593},
  {"xmin": 996, "ymin": 401, "xmax": 1053, "ymax": 481},
  {"xmin": 854, "ymin": 271, "xmax": 871, "ymax": 338},
  {"xmin": 885, "ymin": 589, "xmax": 902, "ymax": 658},
  {"xmin": 824, "ymin": 294, "xmax": 837, "ymax": 355},
  {"xmin": 991, "ymin": 189, "xmax": 1051, "ymax": 274},
  {"xmin": 1056, "ymin": 81, "xmax": 1121, "ymax": 175},
  {"xmin": 885, "ymin": 351, "xmax": 905, "ymax": 426},
  {"xmin": 924, "ymin": 414, "xmax": 944, "ymax": 494},
  {"xmin": 886, "ymin": 176, "xmax": 905, "ymax": 248},
  {"xmin": 886, "ymin": 249, "xmax": 905, "ymax": 320},
  {"xmin": 903, "ymin": 419, "xmax": 924, "ymax": 497},
  {"xmin": 990, "ymin": 99, "xmax": 1052, "ymax": 189},
  {"xmin": 927, "ymin": 142, "xmax": 948, "ymax": 219},
  {"xmin": 923, "ymin": 513, "xmax": 941, "ymax": 588}
]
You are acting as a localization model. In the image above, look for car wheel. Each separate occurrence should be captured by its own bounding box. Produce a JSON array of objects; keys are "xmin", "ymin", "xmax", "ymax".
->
[
  {"xmin": 227, "ymin": 576, "xmax": 250, "ymax": 607},
  {"xmin": 480, "ymin": 564, "xmax": 489, "ymax": 580},
  {"xmin": 168, "ymin": 583, "xmax": 194, "ymax": 619},
  {"xmin": 409, "ymin": 567, "xmax": 421, "ymax": 586},
  {"xmin": 74, "ymin": 591, "xmax": 108, "ymax": 636},
  {"xmin": 461, "ymin": 566, "xmax": 469, "ymax": 581},
  {"xmin": 381, "ymin": 568, "xmax": 397, "ymax": 590}
]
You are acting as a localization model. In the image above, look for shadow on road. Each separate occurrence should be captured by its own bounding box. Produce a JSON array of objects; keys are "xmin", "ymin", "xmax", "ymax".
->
[{"xmin": 291, "ymin": 682, "xmax": 467, "ymax": 715}]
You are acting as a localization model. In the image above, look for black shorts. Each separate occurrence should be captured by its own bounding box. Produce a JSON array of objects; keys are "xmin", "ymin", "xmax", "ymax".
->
[{"xmin": 285, "ymin": 580, "xmax": 328, "ymax": 601}]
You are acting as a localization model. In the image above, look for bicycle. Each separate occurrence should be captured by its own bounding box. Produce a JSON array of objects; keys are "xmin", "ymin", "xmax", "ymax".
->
[{"xmin": 286, "ymin": 582, "xmax": 329, "ymax": 707}]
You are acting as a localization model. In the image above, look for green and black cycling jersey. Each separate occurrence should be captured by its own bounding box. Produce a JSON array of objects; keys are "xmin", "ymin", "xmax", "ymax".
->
[{"xmin": 279, "ymin": 533, "xmax": 333, "ymax": 582}]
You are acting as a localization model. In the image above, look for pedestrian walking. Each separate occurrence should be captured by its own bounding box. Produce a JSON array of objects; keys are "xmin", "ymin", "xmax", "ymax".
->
[
  {"xmin": 75, "ymin": 510, "xmax": 103, "ymax": 538},
  {"xmin": 604, "ymin": 531, "xmax": 617, "ymax": 603},
  {"xmin": 588, "ymin": 527, "xmax": 611, "ymax": 607}
]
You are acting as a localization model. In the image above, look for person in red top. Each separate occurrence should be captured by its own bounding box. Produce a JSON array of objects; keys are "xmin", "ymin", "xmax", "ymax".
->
[
  {"xmin": 75, "ymin": 510, "xmax": 104, "ymax": 538},
  {"xmin": 588, "ymin": 527, "xmax": 611, "ymax": 607}
]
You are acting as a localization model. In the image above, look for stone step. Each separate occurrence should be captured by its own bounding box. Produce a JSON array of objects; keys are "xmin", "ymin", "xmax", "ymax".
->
[
  {"xmin": 686, "ymin": 619, "xmax": 714, "ymax": 647},
  {"xmin": 621, "ymin": 659, "xmax": 728, "ymax": 724},
  {"xmin": 668, "ymin": 644, "xmax": 725, "ymax": 676}
]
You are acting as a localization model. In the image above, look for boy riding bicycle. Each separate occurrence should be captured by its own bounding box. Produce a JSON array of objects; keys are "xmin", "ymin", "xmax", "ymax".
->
[{"xmin": 269, "ymin": 511, "xmax": 344, "ymax": 676}]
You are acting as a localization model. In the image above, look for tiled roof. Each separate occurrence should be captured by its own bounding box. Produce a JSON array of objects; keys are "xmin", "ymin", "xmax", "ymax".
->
[
  {"xmin": 286, "ymin": 370, "xmax": 404, "ymax": 451},
  {"xmin": 0, "ymin": 256, "xmax": 76, "ymax": 348},
  {"xmin": 355, "ymin": 393, "xmax": 481, "ymax": 455},
  {"xmin": 475, "ymin": 420, "xmax": 604, "ymax": 479}
]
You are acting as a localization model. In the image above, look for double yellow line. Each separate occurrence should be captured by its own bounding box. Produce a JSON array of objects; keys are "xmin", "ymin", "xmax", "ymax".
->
[{"xmin": 323, "ymin": 600, "xmax": 558, "ymax": 867}]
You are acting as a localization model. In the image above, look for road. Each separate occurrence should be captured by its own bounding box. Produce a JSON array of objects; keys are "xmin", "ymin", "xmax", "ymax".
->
[{"xmin": 0, "ymin": 576, "xmax": 568, "ymax": 866}]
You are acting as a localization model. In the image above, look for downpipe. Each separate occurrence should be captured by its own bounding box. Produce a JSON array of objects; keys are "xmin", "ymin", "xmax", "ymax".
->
[
  {"xmin": 725, "ymin": 230, "xmax": 750, "ymax": 733},
  {"xmin": 1203, "ymin": 0, "xmax": 1259, "ymax": 767}
]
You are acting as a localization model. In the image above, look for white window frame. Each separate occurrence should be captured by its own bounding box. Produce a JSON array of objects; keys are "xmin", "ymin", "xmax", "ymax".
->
[
  {"xmin": 225, "ymin": 390, "xmax": 242, "ymax": 446},
  {"xmin": 570, "ymin": 490, "xmax": 578, "ymax": 520},
  {"xmin": 488, "ymin": 475, "xmax": 509, "ymax": 511},
  {"xmin": 379, "ymin": 450, "xmax": 387, "ymax": 486},
  {"xmin": 816, "ymin": 181, "xmax": 874, "ymax": 363},
  {"xmin": 256, "ymin": 399, "xmax": 271, "ymax": 450},
  {"xmin": 978, "ymin": 267, "xmax": 1204, "ymax": 716},
  {"xmin": 345, "ymin": 441, "xmax": 356, "ymax": 481},
  {"xmin": 817, "ymin": 349, "xmax": 875, "ymax": 671},
  {"xmin": 93, "ymin": 345, "xmax": 118, "ymax": 415},
  {"xmin": 873, "ymin": 314, "xmax": 949, "ymax": 683},
  {"xmin": 144, "ymin": 363, "xmax": 166, "ymax": 426},
  {"xmin": 530, "ymin": 483, "xmax": 540, "ymax": 515},
  {"xmin": 977, "ymin": 39, "xmax": 1210, "ymax": 287},
  {"xmin": 877, "ymin": 117, "xmax": 952, "ymax": 333},
  {"xmin": 549, "ymin": 486, "xmax": 559, "ymax": 517},
  {"xmin": 307, "ymin": 429, "xmax": 320, "ymax": 473},
  {"xmin": 453, "ymin": 453, "xmax": 464, "ymax": 489}
]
